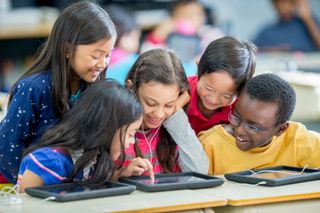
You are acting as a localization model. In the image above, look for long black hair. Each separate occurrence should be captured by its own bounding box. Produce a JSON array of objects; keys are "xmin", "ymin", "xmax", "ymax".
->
[
  {"xmin": 125, "ymin": 49, "xmax": 189, "ymax": 172},
  {"xmin": 24, "ymin": 80, "xmax": 143, "ymax": 183},
  {"xmin": 9, "ymin": 1, "xmax": 117, "ymax": 117}
]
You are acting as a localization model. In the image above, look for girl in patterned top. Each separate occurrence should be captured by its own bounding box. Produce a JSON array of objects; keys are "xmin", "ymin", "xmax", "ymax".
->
[
  {"xmin": 118, "ymin": 49, "xmax": 208, "ymax": 177},
  {"xmin": 0, "ymin": 1, "xmax": 117, "ymax": 183}
]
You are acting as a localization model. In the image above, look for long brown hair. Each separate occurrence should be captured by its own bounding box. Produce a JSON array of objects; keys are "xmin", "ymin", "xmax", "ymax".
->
[{"xmin": 126, "ymin": 49, "xmax": 189, "ymax": 172}]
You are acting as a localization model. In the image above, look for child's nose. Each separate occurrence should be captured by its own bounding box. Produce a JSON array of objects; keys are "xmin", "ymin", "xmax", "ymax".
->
[
  {"xmin": 154, "ymin": 108, "xmax": 165, "ymax": 119},
  {"xmin": 234, "ymin": 122, "xmax": 246, "ymax": 135},
  {"xmin": 208, "ymin": 94, "xmax": 220, "ymax": 105},
  {"xmin": 96, "ymin": 58, "xmax": 107, "ymax": 69}
]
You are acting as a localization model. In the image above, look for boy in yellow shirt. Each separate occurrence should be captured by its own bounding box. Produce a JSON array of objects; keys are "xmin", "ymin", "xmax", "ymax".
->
[{"xmin": 200, "ymin": 73, "xmax": 320, "ymax": 175}]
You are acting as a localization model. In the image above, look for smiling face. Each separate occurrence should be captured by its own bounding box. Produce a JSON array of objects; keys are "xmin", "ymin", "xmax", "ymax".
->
[
  {"xmin": 111, "ymin": 116, "xmax": 143, "ymax": 161},
  {"xmin": 70, "ymin": 37, "xmax": 115, "ymax": 83},
  {"xmin": 230, "ymin": 91, "xmax": 288, "ymax": 151},
  {"xmin": 137, "ymin": 81, "xmax": 180, "ymax": 129},
  {"xmin": 197, "ymin": 71, "xmax": 237, "ymax": 116}
]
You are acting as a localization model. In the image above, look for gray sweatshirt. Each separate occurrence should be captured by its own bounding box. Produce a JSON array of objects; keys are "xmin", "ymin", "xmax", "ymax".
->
[{"xmin": 163, "ymin": 109, "xmax": 209, "ymax": 174}]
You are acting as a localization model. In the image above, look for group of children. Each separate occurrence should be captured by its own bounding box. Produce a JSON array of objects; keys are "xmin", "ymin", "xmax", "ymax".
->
[{"xmin": 0, "ymin": 1, "xmax": 320, "ymax": 193}]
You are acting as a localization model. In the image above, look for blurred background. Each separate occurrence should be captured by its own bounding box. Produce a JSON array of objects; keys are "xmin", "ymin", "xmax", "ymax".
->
[{"xmin": 1, "ymin": 0, "xmax": 320, "ymax": 131}]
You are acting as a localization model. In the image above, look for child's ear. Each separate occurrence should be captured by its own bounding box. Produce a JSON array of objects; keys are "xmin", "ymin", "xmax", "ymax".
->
[
  {"xmin": 126, "ymin": 79, "xmax": 133, "ymax": 89},
  {"xmin": 66, "ymin": 50, "xmax": 70, "ymax": 58},
  {"xmin": 65, "ymin": 43, "xmax": 73, "ymax": 59},
  {"xmin": 275, "ymin": 122, "xmax": 289, "ymax": 137}
]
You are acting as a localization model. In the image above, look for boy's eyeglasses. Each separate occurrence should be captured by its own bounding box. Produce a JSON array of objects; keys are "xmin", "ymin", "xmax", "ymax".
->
[{"xmin": 228, "ymin": 113, "xmax": 269, "ymax": 134}]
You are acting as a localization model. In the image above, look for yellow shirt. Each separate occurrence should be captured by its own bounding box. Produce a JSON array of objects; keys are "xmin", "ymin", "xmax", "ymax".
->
[{"xmin": 199, "ymin": 122, "xmax": 320, "ymax": 175}]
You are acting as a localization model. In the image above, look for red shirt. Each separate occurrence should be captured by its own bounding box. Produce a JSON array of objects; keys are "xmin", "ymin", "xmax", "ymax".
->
[
  {"xmin": 0, "ymin": 173, "xmax": 9, "ymax": 183},
  {"xmin": 187, "ymin": 76, "xmax": 236, "ymax": 135},
  {"xmin": 123, "ymin": 128, "xmax": 181, "ymax": 174}
]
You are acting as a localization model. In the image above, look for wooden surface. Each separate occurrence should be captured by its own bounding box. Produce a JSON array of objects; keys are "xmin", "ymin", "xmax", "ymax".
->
[
  {"xmin": 196, "ymin": 179, "xmax": 320, "ymax": 206},
  {"xmin": 1, "ymin": 189, "xmax": 226, "ymax": 213},
  {"xmin": 2, "ymin": 179, "xmax": 320, "ymax": 212},
  {"xmin": 255, "ymin": 52, "xmax": 320, "ymax": 122},
  {"xmin": 0, "ymin": 22, "xmax": 53, "ymax": 40}
]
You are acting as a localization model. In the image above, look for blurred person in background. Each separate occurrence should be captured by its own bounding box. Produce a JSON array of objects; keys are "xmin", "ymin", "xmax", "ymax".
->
[
  {"xmin": 141, "ymin": 0, "xmax": 224, "ymax": 76},
  {"xmin": 105, "ymin": 5, "xmax": 141, "ymax": 85},
  {"xmin": 253, "ymin": 0, "xmax": 320, "ymax": 52}
]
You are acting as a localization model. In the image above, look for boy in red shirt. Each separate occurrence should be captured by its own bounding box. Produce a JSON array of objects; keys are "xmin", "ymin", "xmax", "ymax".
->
[{"xmin": 186, "ymin": 37, "xmax": 256, "ymax": 134}]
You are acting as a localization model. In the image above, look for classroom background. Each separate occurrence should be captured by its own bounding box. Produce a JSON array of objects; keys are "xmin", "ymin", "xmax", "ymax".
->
[{"xmin": 1, "ymin": 0, "xmax": 320, "ymax": 131}]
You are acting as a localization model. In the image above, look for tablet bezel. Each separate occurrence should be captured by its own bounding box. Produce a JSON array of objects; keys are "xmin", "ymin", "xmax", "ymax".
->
[
  {"xmin": 25, "ymin": 181, "xmax": 136, "ymax": 202},
  {"xmin": 119, "ymin": 172, "xmax": 224, "ymax": 192},
  {"xmin": 224, "ymin": 166, "xmax": 320, "ymax": 186}
]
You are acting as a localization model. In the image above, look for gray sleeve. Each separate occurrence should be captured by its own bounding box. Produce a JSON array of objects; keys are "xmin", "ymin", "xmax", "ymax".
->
[{"xmin": 163, "ymin": 109, "xmax": 209, "ymax": 174}]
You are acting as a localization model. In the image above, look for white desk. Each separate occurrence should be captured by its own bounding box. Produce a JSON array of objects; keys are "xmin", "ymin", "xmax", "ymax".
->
[
  {"xmin": 255, "ymin": 52, "xmax": 320, "ymax": 122},
  {"xmin": 277, "ymin": 71, "xmax": 320, "ymax": 122},
  {"xmin": 255, "ymin": 52, "xmax": 320, "ymax": 74},
  {"xmin": 198, "ymin": 179, "xmax": 320, "ymax": 212},
  {"xmin": 1, "ymin": 189, "xmax": 226, "ymax": 213},
  {"xmin": 2, "ymin": 179, "xmax": 320, "ymax": 212},
  {"xmin": 199, "ymin": 179, "xmax": 320, "ymax": 205}
]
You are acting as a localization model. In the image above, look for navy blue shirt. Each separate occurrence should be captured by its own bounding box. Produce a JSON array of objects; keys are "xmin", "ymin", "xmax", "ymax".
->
[
  {"xmin": 0, "ymin": 72, "xmax": 58, "ymax": 182},
  {"xmin": 253, "ymin": 16, "xmax": 319, "ymax": 52}
]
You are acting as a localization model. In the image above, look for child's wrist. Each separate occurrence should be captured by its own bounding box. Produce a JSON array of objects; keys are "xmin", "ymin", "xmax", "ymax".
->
[{"xmin": 112, "ymin": 168, "xmax": 126, "ymax": 180}]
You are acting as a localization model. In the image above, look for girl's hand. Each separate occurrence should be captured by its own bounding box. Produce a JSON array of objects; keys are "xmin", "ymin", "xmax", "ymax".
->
[
  {"xmin": 152, "ymin": 18, "xmax": 176, "ymax": 42},
  {"xmin": 18, "ymin": 169, "xmax": 44, "ymax": 193},
  {"xmin": 297, "ymin": 0, "xmax": 312, "ymax": 21},
  {"xmin": 175, "ymin": 90, "xmax": 190, "ymax": 112},
  {"xmin": 120, "ymin": 157, "xmax": 155, "ymax": 182}
]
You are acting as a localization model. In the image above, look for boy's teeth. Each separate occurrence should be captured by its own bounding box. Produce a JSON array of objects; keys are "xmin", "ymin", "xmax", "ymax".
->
[{"xmin": 237, "ymin": 137, "xmax": 245, "ymax": 142}]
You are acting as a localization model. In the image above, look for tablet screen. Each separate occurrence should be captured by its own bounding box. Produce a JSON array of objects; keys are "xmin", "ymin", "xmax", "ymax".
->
[
  {"xmin": 248, "ymin": 170, "xmax": 304, "ymax": 179},
  {"xmin": 137, "ymin": 175, "xmax": 206, "ymax": 185},
  {"xmin": 43, "ymin": 182, "xmax": 119, "ymax": 195}
]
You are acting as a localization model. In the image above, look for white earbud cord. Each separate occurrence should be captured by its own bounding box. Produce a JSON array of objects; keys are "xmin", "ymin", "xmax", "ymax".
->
[
  {"xmin": 1, "ymin": 184, "xmax": 56, "ymax": 205},
  {"xmin": 248, "ymin": 164, "xmax": 309, "ymax": 177},
  {"xmin": 141, "ymin": 123, "xmax": 161, "ymax": 165}
]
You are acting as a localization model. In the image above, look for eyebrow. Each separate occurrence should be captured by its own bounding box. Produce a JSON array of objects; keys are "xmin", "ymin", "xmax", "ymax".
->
[
  {"xmin": 204, "ymin": 83, "xmax": 234, "ymax": 96},
  {"xmin": 234, "ymin": 108, "xmax": 262, "ymax": 127},
  {"xmin": 94, "ymin": 48, "xmax": 113, "ymax": 54},
  {"xmin": 144, "ymin": 97, "xmax": 176, "ymax": 104}
]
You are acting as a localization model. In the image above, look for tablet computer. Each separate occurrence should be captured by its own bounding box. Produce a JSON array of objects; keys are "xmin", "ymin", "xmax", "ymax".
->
[
  {"xmin": 120, "ymin": 172, "xmax": 224, "ymax": 192},
  {"xmin": 25, "ymin": 181, "xmax": 136, "ymax": 202},
  {"xmin": 224, "ymin": 166, "xmax": 320, "ymax": 187}
]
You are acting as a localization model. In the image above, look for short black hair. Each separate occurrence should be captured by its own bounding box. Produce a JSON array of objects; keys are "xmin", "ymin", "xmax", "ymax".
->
[
  {"xmin": 244, "ymin": 73, "xmax": 296, "ymax": 125},
  {"xmin": 198, "ymin": 36, "xmax": 256, "ymax": 93}
]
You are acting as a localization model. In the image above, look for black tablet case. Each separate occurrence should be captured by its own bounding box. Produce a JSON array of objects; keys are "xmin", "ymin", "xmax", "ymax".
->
[
  {"xmin": 25, "ymin": 181, "xmax": 136, "ymax": 202},
  {"xmin": 224, "ymin": 166, "xmax": 320, "ymax": 186},
  {"xmin": 120, "ymin": 172, "xmax": 224, "ymax": 192}
]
